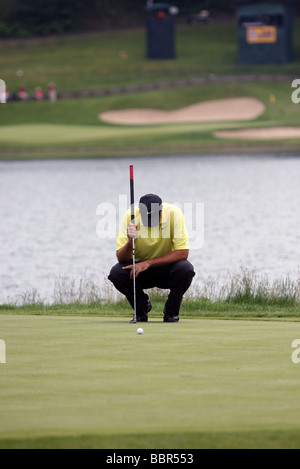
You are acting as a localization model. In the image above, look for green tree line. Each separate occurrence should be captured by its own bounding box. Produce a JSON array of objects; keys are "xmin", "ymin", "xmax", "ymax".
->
[{"xmin": 0, "ymin": 0, "xmax": 299, "ymax": 38}]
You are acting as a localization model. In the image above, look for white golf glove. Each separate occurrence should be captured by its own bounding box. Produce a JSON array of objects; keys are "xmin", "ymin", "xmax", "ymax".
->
[{"xmin": 128, "ymin": 222, "xmax": 138, "ymax": 240}]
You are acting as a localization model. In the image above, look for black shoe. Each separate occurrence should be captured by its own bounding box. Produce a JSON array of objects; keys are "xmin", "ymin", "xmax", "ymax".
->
[
  {"xmin": 130, "ymin": 295, "xmax": 152, "ymax": 323},
  {"xmin": 145, "ymin": 295, "xmax": 152, "ymax": 314},
  {"xmin": 130, "ymin": 315, "xmax": 148, "ymax": 323},
  {"xmin": 163, "ymin": 315, "xmax": 179, "ymax": 323}
]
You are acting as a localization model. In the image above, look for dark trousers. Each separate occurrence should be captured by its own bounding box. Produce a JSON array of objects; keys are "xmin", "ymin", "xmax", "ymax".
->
[{"xmin": 108, "ymin": 260, "xmax": 195, "ymax": 318}]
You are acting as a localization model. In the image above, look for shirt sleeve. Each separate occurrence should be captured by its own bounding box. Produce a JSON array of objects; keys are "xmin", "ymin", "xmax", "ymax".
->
[
  {"xmin": 172, "ymin": 206, "xmax": 189, "ymax": 250},
  {"xmin": 116, "ymin": 209, "xmax": 131, "ymax": 251}
]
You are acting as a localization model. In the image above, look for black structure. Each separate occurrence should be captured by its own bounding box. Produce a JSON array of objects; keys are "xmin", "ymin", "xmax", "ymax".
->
[
  {"xmin": 237, "ymin": 3, "xmax": 293, "ymax": 64},
  {"xmin": 146, "ymin": 2, "xmax": 179, "ymax": 59}
]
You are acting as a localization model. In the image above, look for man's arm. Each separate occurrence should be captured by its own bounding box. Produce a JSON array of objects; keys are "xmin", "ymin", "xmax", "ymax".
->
[
  {"xmin": 122, "ymin": 249, "xmax": 189, "ymax": 278},
  {"xmin": 117, "ymin": 238, "xmax": 133, "ymax": 263},
  {"xmin": 143, "ymin": 249, "xmax": 189, "ymax": 268},
  {"xmin": 116, "ymin": 222, "xmax": 137, "ymax": 263}
]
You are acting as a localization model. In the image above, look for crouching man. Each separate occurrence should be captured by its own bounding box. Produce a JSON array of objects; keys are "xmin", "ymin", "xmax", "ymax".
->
[{"xmin": 108, "ymin": 194, "xmax": 195, "ymax": 323}]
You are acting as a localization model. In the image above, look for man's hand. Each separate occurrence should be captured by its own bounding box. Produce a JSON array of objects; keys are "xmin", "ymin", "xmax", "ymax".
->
[
  {"xmin": 116, "ymin": 222, "xmax": 139, "ymax": 264},
  {"xmin": 121, "ymin": 250, "xmax": 189, "ymax": 278},
  {"xmin": 122, "ymin": 260, "xmax": 150, "ymax": 279},
  {"xmin": 127, "ymin": 222, "xmax": 138, "ymax": 241}
]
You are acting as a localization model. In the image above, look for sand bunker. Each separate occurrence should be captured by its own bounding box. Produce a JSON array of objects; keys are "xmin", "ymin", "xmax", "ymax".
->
[
  {"xmin": 215, "ymin": 127, "xmax": 300, "ymax": 140},
  {"xmin": 99, "ymin": 97, "xmax": 265, "ymax": 125}
]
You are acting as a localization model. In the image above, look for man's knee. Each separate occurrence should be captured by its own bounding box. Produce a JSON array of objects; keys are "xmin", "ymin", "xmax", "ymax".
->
[
  {"xmin": 108, "ymin": 262, "xmax": 127, "ymax": 285},
  {"xmin": 169, "ymin": 260, "xmax": 195, "ymax": 287},
  {"xmin": 172, "ymin": 260, "xmax": 195, "ymax": 276}
]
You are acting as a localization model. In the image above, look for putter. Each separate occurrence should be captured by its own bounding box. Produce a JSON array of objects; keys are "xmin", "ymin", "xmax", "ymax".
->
[{"xmin": 130, "ymin": 165, "xmax": 137, "ymax": 324}]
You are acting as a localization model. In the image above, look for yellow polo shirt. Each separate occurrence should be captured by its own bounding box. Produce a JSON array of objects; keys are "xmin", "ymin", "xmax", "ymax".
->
[{"xmin": 116, "ymin": 203, "xmax": 189, "ymax": 262}]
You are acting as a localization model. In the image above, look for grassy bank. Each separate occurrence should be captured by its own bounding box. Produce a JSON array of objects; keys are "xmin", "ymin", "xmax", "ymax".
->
[
  {"xmin": 1, "ymin": 268, "xmax": 299, "ymax": 319},
  {"xmin": 1, "ymin": 299, "xmax": 299, "ymax": 321}
]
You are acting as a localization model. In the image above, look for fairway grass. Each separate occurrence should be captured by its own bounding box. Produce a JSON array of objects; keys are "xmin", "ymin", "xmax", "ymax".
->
[
  {"xmin": 0, "ymin": 120, "xmax": 282, "ymax": 146},
  {"xmin": 1, "ymin": 80, "xmax": 299, "ymax": 157},
  {"xmin": 1, "ymin": 314, "xmax": 300, "ymax": 449}
]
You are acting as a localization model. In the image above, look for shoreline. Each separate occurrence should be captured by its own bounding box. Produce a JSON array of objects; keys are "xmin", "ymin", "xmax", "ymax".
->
[{"xmin": 1, "ymin": 143, "xmax": 299, "ymax": 161}]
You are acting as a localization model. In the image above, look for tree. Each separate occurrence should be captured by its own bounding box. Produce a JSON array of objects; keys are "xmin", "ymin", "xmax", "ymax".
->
[{"xmin": 0, "ymin": 0, "xmax": 298, "ymax": 38}]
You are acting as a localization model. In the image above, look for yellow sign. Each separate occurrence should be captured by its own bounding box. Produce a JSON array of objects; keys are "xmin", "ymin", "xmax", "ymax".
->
[{"xmin": 247, "ymin": 26, "xmax": 277, "ymax": 44}]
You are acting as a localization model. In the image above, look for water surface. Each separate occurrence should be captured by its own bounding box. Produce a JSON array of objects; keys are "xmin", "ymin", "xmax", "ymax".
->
[{"xmin": 0, "ymin": 154, "xmax": 299, "ymax": 303}]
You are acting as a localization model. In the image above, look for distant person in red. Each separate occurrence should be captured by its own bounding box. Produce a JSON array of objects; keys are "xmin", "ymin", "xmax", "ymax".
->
[
  {"xmin": 17, "ymin": 86, "xmax": 28, "ymax": 101},
  {"xmin": 47, "ymin": 82, "xmax": 57, "ymax": 102},
  {"xmin": 34, "ymin": 87, "xmax": 44, "ymax": 100}
]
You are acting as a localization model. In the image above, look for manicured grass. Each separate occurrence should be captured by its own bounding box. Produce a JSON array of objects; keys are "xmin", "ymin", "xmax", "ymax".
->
[
  {"xmin": 0, "ymin": 314, "xmax": 300, "ymax": 448},
  {"xmin": 1, "ymin": 429, "xmax": 300, "ymax": 450},
  {"xmin": 0, "ymin": 313, "xmax": 300, "ymax": 449}
]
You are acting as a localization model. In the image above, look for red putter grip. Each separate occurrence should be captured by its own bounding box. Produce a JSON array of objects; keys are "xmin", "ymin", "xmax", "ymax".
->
[{"xmin": 130, "ymin": 165, "xmax": 135, "ymax": 221}]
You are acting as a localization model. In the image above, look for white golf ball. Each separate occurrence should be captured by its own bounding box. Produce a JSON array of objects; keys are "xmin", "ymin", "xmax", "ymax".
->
[{"xmin": 137, "ymin": 328, "xmax": 144, "ymax": 335}]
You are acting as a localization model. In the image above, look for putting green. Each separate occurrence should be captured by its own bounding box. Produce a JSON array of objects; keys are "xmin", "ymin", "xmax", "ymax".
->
[
  {"xmin": 0, "ymin": 124, "xmax": 129, "ymax": 145},
  {"xmin": 0, "ymin": 122, "xmax": 247, "ymax": 146},
  {"xmin": 0, "ymin": 315, "xmax": 299, "ymax": 448}
]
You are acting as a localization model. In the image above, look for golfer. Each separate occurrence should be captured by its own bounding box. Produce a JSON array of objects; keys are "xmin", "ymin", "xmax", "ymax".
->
[{"xmin": 108, "ymin": 194, "xmax": 195, "ymax": 323}]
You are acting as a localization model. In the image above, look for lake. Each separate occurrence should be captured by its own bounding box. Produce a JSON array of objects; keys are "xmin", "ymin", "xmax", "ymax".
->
[{"xmin": 0, "ymin": 154, "xmax": 299, "ymax": 304}]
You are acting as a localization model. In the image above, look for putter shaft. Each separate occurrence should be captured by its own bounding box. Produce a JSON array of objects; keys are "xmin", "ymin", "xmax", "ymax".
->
[{"xmin": 132, "ymin": 237, "xmax": 137, "ymax": 323}]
